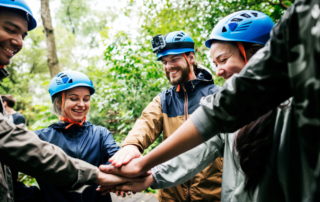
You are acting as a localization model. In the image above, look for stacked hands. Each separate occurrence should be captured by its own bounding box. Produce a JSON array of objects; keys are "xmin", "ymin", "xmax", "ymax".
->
[{"xmin": 95, "ymin": 145, "xmax": 154, "ymax": 197}]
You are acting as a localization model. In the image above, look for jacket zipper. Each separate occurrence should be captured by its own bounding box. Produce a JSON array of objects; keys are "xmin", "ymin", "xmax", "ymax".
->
[
  {"xmin": 182, "ymin": 85, "xmax": 191, "ymax": 202},
  {"xmin": 72, "ymin": 127, "xmax": 80, "ymax": 159}
]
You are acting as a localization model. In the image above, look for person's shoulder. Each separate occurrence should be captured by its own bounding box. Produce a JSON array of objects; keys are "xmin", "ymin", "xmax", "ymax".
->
[
  {"xmin": 13, "ymin": 112, "xmax": 25, "ymax": 118},
  {"xmin": 34, "ymin": 126, "xmax": 55, "ymax": 136},
  {"xmin": 90, "ymin": 123, "xmax": 112, "ymax": 136},
  {"xmin": 12, "ymin": 112, "xmax": 26, "ymax": 124}
]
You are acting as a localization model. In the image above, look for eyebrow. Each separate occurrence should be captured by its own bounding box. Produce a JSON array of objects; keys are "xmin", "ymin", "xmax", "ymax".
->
[
  {"xmin": 68, "ymin": 94, "xmax": 90, "ymax": 97},
  {"xmin": 4, "ymin": 21, "xmax": 28, "ymax": 37},
  {"xmin": 162, "ymin": 55, "xmax": 181, "ymax": 62},
  {"xmin": 216, "ymin": 52, "xmax": 226, "ymax": 61}
]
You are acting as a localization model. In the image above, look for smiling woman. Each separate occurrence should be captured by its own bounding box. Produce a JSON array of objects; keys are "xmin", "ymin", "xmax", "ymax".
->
[{"xmin": 26, "ymin": 70, "xmax": 121, "ymax": 202}]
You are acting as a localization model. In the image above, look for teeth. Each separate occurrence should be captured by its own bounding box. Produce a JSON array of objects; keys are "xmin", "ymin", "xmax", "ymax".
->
[
  {"xmin": 1, "ymin": 46, "xmax": 14, "ymax": 54},
  {"xmin": 170, "ymin": 70, "xmax": 179, "ymax": 74},
  {"xmin": 73, "ymin": 110, "xmax": 84, "ymax": 113}
]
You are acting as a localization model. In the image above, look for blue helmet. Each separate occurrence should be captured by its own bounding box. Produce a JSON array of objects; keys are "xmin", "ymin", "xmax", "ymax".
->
[
  {"xmin": 0, "ymin": 0, "xmax": 37, "ymax": 31},
  {"xmin": 205, "ymin": 10, "xmax": 274, "ymax": 48},
  {"xmin": 155, "ymin": 31, "xmax": 195, "ymax": 61},
  {"xmin": 49, "ymin": 71, "xmax": 95, "ymax": 102}
]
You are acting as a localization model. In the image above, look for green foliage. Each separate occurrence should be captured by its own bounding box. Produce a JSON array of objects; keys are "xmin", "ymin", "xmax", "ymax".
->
[{"xmin": 89, "ymin": 33, "xmax": 168, "ymax": 143}]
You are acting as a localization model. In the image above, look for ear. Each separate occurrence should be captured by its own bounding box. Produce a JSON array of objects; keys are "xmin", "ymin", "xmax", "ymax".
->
[
  {"xmin": 188, "ymin": 52, "xmax": 195, "ymax": 65},
  {"xmin": 2, "ymin": 101, "xmax": 7, "ymax": 107},
  {"xmin": 56, "ymin": 100, "xmax": 62, "ymax": 109}
]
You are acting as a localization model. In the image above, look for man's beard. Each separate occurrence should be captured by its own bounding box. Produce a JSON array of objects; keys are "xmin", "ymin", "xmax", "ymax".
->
[{"xmin": 166, "ymin": 65, "xmax": 191, "ymax": 86}]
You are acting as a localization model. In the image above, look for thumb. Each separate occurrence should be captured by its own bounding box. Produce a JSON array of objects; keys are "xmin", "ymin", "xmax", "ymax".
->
[{"xmin": 99, "ymin": 165, "xmax": 118, "ymax": 174}]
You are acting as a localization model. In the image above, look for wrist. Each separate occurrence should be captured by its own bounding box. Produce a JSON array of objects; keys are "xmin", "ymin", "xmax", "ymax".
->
[
  {"xmin": 123, "ymin": 144, "xmax": 142, "ymax": 153},
  {"xmin": 94, "ymin": 171, "xmax": 102, "ymax": 184},
  {"xmin": 137, "ymin": 155, "xmax": 149, "ymax": 174}
]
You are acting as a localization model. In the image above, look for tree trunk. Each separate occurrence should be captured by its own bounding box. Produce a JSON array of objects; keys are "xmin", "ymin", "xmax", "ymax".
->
[{"xmin": 41, "ymin": 0, "xmax": 60, "ymax": 78}]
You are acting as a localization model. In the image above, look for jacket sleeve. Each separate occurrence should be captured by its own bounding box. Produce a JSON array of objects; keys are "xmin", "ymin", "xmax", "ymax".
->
[
  {"xmin": 151, "ymin": 134, "xmax": 225, "ymax": 189},
  {"xmin": 100, "ymin": 127, "xmax": 120, "ymax": 164},
  {"xmin": 0, "ymin": 114, "xmax": 99, "ymax": 189},
  {"xmin": 190, "ymin": 10, "xmax": 292, "ymax": 141},
  {"xmin": 122, "ymin": 95, "xmax": 163, "ymax": 152}
]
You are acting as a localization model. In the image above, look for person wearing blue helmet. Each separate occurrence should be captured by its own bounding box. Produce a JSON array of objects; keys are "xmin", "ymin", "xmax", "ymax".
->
[
  {"xmin": 108, "ymin": 31, "xmax": 223, "ymax": 202},
  {"xmin": 0, "ymin": 1, "xmax": 136, "ymax": 201},
  {"xmin": 29, "ymin": 70, "xmax": 133, "ymax": 201}
]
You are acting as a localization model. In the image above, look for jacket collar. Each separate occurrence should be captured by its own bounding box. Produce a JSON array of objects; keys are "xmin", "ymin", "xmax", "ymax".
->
[
  {"xmin": 49, "ymin": 121, "xmax": 93, "ymax": 129},
  {"xmin": 170, "ymin": 68, "xmax": 214, "ymax": 93}
]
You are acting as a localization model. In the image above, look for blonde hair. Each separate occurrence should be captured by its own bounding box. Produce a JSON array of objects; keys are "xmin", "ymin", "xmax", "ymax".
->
[{"xmin": 52, "ymin": 92, "xmax": 62, "ymax": 117}]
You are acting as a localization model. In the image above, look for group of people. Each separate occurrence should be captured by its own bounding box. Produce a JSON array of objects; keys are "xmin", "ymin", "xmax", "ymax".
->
[{"xmin": 0, "ymin": 0, "xmax": 319, "ymax": 201}]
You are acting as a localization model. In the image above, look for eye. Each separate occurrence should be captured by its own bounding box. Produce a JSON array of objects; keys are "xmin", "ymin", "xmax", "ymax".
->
[
  {"xmin": 70, "ymin": 98, "xmax": 78, "ymax": 101},
  {"xmin": 220, "ymin": 58, "xmax": 227, "ymax": 63},
  {"xmin": 84, "ymin": 98, "xmax": 90, "ymax": 102},
  {"xmin": 5, "ymin": 28, "xmax": 14, "ymax": 34},
  {"xmin": 162, "ymin": 61, "xmax": 167, "ymax": 65}
]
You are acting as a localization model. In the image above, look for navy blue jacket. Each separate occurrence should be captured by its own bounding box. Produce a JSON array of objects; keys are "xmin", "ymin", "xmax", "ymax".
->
[{"xmin": 34, "ymin": 121, "xmax": 119, "ymax": 202}]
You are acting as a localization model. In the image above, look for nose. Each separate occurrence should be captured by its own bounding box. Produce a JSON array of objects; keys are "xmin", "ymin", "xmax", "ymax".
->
[
  {"xmin": 77, "ymin": 100, "xmax": 85, "ymax": 107},
  {"xmin": 164, "ymin": 61, "xmax": 176, "ymax": 71},
  {"xmin": 216, "ymin": 67, "xmax": 225, "ymax": 78},
  {"xmin": 11, "ymin": 36, "xmax": 23, "ymax": 50}
]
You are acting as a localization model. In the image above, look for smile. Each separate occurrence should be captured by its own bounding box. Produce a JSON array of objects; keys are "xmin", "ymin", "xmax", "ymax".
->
[
  {"xmin": 72, "ymin": 109, "xmax": 85, "ymax": 113},
  {"xmin": 169, "ymin": 69, "xmax": 180, "ymax": 76},
  {"xmin": 0, "ymin": 45, "xmax": 16, "ymax": 56}
]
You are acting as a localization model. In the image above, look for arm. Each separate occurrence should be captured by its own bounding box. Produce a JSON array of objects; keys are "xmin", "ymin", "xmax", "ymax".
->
[
  {"xmin": 99, "ymin": 134, "xmax": 225, "ymax": 191},
  {"xmin": 151, "ymin": 134, "xmax": 225, "ymax": 189},
  {"xmin": 109, "ymin": 95, "xmax": 163, "ymax": 167},
  {"xmin": 0, "ymin": 114, "xmax": 130, "ymax": 188}
]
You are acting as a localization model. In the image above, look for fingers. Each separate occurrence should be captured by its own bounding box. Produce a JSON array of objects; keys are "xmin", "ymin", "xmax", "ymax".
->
[
  {"xmin": 110, "ymin": 145, "xmax": 141, "ymax": 167},
  {"xmin": 99, "ymin": 165, "xmax": 119, "ymax": 175},
  {"xmin": 122, "ymin": 152, "xmax": 141, "ymax": 165}
]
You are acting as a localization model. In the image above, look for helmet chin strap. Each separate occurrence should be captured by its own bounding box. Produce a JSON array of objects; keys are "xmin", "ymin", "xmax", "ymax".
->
[
  {"xmin": 59, "ymin": 91, "xmax": 86, "ymax": 129},
  {"xmin": 237, "ymin": 42, "xmax": 248, "ymax": 64},
  {"xmin": 176, "ymin": 53, "xmax": 193, "ymax": 92}
]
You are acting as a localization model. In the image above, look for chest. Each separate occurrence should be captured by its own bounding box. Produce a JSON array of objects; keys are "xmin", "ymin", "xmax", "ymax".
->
[{"xmin": 41, "ymin": 128, "xmax": 103, "ymax": 165}]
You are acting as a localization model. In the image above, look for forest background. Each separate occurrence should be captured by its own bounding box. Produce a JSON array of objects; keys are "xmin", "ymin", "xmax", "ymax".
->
[{"xmin": 8, "ymin": 0, "xmax": 293, "ymax": 189}]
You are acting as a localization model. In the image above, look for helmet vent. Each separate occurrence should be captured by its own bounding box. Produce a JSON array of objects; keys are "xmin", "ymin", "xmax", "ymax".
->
[
  {"xmin": 177, "ymin": 34, "xmax": 183, "ymax": 37},
  {"xmin": 231, "ymin": 18, "xmax": 243, "ymax": 22},
  {"xmin": 251, "ymin": 12, "xmax": 258, "ymax": 17},
  {"xmin": 242, "ymin": 21, "xmax": 252, "ymax": 25},
  {"xmin": 68, "ymin": 79, "xmax": 73, "ymax": 83},
  {"xmin": 174, "ymin": 37, "xmax": 181, "ymax": 41},
  {"xmin": 222, "ymin": 27, "xmax": 227, "ymax": 32},
  {"xmin": 56, "ymin": 73, "xmax": 63, "ymax": 77},
  {"xmin": 240, "ymin": 13, "xmax": 251, "ymax": 18}
]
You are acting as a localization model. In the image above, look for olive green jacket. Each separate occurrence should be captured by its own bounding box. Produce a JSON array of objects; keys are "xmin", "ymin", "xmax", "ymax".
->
[{"xmin": 0, "ymin": 97, "xmax": 99, "ymax": 202}]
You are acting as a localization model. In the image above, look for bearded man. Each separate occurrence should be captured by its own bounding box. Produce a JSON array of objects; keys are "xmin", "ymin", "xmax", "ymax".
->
[{"xmin": 109, "ymin": 31, "xmax": 223, "ymax": 202}]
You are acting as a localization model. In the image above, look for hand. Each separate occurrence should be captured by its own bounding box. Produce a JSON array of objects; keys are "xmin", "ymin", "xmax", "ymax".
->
[
  {"xmin": 94, "ymin": 171, "xmax": 145, "ymax": 186},
  {"xmin": 97, "ymin": 174, "xmax": 155, "ymax": 195},
  {"xmin": 100, "ymin": 158, "xmax": 149, "ymax": 178},
  {"xmin": 109, "ymin": 145, "xmax": 141, "ymax": 167}
]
